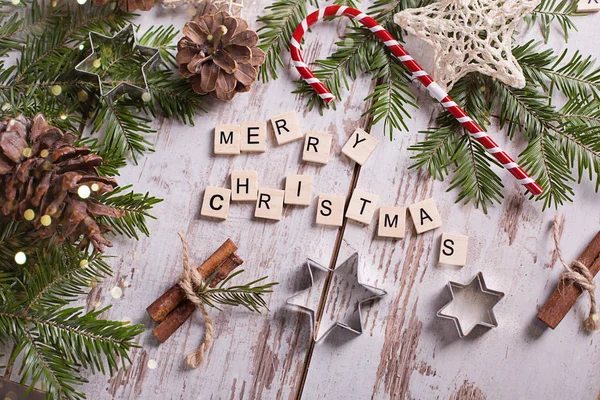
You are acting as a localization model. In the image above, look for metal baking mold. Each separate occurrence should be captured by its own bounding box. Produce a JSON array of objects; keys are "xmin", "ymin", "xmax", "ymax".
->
[
  {"xmin": 287, "ymin": 253, "xmax": 387, "ymax": 342},
  {"xmin": 437, "ymin": 272, "xmax": 504, "ymax": 338},
  {"xmin": 75, "ymin": 24, "xmax": 160, "ymax": 101}
]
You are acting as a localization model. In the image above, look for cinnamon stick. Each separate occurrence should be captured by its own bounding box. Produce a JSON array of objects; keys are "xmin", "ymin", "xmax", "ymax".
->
[
  {"xmin": 537, "ymin": 231, "xmax": 600, "ymax": 329},
  {"xmin": 152, "ymin": 253, "xmax": 244, "ymax": 343},
  {"xmin": 146, "ymin": 238, "xmax": 238, "ymax": 323}
]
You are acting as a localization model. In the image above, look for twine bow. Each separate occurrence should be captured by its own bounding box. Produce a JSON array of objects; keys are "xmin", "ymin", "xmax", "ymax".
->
[
  {"xmin": 178, "ymin": 231, "xmax": 214, "ymax": 368},
  {"xmin": 552, "ymin": 216, "xmax": 598, "ymax": 331}
]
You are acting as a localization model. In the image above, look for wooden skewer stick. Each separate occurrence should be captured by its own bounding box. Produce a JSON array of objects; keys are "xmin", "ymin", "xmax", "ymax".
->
[
  {"xmin": 146, "ymin": 238, "xmax": 238, "ymax": 323},
  {"xmin": 153, "ymin": 253, "xmax": 244, "ymax": 343},
  {"xmin": 537, "ymin": 231, "xmax": 600, "ymax": 329}
]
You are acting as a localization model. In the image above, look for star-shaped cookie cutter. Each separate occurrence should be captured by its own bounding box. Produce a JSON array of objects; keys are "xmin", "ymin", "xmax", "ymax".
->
[
  {"xmin": 287, "ymin": 253, "xmax": 387, "ymax": 342},
  {"xmin": 75, "ymin": 24, "xmax": 160, "ymax": 101},
  {"xmin": 437, "ymin": 272, "xmax": 504, "ymax": 338}
]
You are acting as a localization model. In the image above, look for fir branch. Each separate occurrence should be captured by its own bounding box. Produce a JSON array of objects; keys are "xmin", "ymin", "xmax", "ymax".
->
[
  {"xmin": 558, "ymin": 98, "xmax": 600, "ymax": 189},
  {"xmin": 22, "ymin": 245, "xmax": 110, "ymax": 313},
  {"xmin": 198, "ymin": 270, "xmax": 278, "ymax": 312},
  {"xmin": 12, "ymin": 330, "xmax": 84, "ymax": 400},
  {"xmin": 489, "ymin": 79, "xmax": 557, "ymax": 139},
  {"xmin": 257, "ymin": 0, "xmax": 318, "ymax": 81},
  {"xmin": 548, "ymin": 50, "xmax": 600, "ymax": 101},
  {"xmin": 137, "ymin": 25, "xmax": 177, "ymax": 66},
  {"xmin": 142, "ymin": 70, "xmax": 205, "ymax": 125},
  {"xmin": 0, "ymin": 219, "xmax": 34, "ymax": 272},
  {"xmin": 292, "ymin": 27, "xmax": 376, "ymax": 111},
  {"xmin": 7, "ymin": 0, "xmax": 57, "ymax": 39},
  {"xmin": 411, "ymin": 73, "xmax": 503, "ymax": 211},
  {"xmin": 447, "ymin": 135, "xmax": 503, "ymax": 213},
  {"xmin": 91, "ymin": 99, "xmax": 155, "ymax": 164},
  {"xmin": 409, "ymin": 125, "xmax": 457, "ymax": 180},
  {"xmin": 97, "ymin": 185, "xmax": 162, "ymax": 239},
  {"xmin": 32, "ymin": 306, "xmax": 142, "ymax": 374},
  {"xmin": 0, "ymin": 244, "xmax": 143, "ymax": 400},
  {"xmin": 513, "ymin": 40, "xmax": 556, "ymax": 91},
  {"xmin": 363, "ymin": 49, "xmax": 416, "ymax": 137},
  {"xmin": 530, "ymin": 0, "xmax": 581, "ymax": 43},
  {"xmin": 0, "ymin": 13, "xmax": 22, "ymax": 58},
  {"xmin": 519, "ymin": 130, "xmax": 575, "ymax": 208}
]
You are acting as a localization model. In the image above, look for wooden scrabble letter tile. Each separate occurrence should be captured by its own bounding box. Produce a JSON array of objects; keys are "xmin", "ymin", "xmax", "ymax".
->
[
  {"xmin": 408, "ymin": 198, "xmax": 442, "ymax": 234},
  {"xmin": 577, "ymin": 0, "xmax": 600, "ymax": 12},
  {"xmin": 439, "ymin": 233, "xmax": 469, "ymax": 266},
  {"xmin": 241, "ymin": 122, "xmax": 267, "ymax": 152},
  {"xmin": 270, "ymin": 111, "xmax": 303, "ymax": 145},
  {"xmin": 231, "ymin": 170, "xmax": 258, "ymax": 201},
  {"xmin": 284, "ymin": 174, "xmax": 313, "ymax": 206},
  {"xmin": 315, "ymin": 194, "xmax": 345, "ymax": 226},
  {"xmin": 341, "ymin": 128, "xmax": 378, "ymax": 165},
  {"xmin": 345, "ymin": 189, "xmax": 379, "ymax": 224},
  {"xmin": 378, "ymin": 206, "xmax": 406, "ymax": 238},
  {"xmin": 302, "ymin": 131, "xmax": 332, "ymax": 165},
  {"xmin": 201, "ymin": 187, "xmax": 231, "ymax": 219},
  {"xmin": 255, "ymin": 187, "xmax": 285, "ymax": 221},
  {"xmin": 214, "ymin": 124, "xmax": 240, "ymax": 155}
]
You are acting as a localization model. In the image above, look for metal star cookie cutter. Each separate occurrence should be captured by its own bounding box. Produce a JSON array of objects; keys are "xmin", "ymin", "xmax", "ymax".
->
[
  {"xmin": 75, "ymin": 24, "xmax": 160, "ymax": 101},
  {"xmin": 287, "ymin": 253, "xmax": 387, "ymax": 342},
  {"xmin": 437, "ymin": 272, "xmax": 504, "ymax": 338}
]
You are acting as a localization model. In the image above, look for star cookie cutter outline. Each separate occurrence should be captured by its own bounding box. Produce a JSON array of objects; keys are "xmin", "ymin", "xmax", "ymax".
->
[
  {"xmin": 286, "ymin": 253, "xmax": 387, "ymax": 342},
  {"xmin": 437, "ymin": 272, "xmax": 504, "ymax": 338},
  {"xmin": 75, "ymin": 24, "xmax": 161, "ymax": 101}
]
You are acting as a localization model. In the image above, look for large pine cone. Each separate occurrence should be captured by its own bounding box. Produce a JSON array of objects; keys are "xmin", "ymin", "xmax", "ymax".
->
[
  {"xmin": 0, "ymin": 114, "xmax": 124, "ymax": 252},
  {"xmin": 176, "ymin": 2, "xmax": 266, "ymax": 101}
]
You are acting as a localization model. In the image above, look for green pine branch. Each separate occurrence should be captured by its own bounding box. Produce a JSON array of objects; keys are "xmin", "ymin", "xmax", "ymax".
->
[
  {"xmin": 257, "ymin": 0, "xmax": 318, "ymax": 81},
  {"xmin": 558, "ymin": 98, "xmax": 600, "ymax": 189},
  {"xmin": 0, "ymin": 219, "xmax": 34, "ymax": 271},
  {"xmin": 530, "ymin": 0, "xmax": 582, "ymax": 43},
  {"xmin": 292, "ymin": 27, "xmax": 376, "ymax": 110},
  {"xmin": 447, "ymin": 135, "xmax": 504, "ymax": 212},
  {"xmin": 90, "ymin": 99, "xmax": 155, "ymax": 165},
  {"xmin": 410, "ymin": 73, "xmax": 502, "ymax": 211},
  {"xmin": 363, "ymin": 50, "xmax": 416, "ymax": 138},
  {"xmin": 408, "ymin": 125, "xmax": 458, "ymax": 181},
  {"xmin": 0, "ymin": 243, "xmax": 143, "ymax": 400},
  {"xmin": 489, "ymin": 78, "xmax": 557, "ymax": 139},
  {"xmin": 198, "ymin": 270, "xmax": 278, "ymax": 312},
  {"xmin": 136, "ymin": 24, "xmax": 177, "ymax": 66},
  {"xmin": 97, "ymin": 185, "xmax": 162, "ymax": 239},
  {"xmin": 517, "ymin": 41, "xmax": 600, "ymax": 102}
]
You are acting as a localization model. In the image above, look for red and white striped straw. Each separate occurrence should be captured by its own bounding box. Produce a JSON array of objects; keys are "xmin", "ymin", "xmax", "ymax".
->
[{"xmin": 289, "ymin": 5, "xmax": 543, "ymax": 196}]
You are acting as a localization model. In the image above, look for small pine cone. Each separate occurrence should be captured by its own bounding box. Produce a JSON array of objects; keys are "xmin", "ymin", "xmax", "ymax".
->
[
  {"xmin": 176, "ymin": 2, "xmax": 266, "ymax": 101},
  {"xmin": 93, "ymin": 0, "xmax": 155, "ymax": 12},
  {"xmin": 0, "ymin": 114, "xmax": 125, "ymax": 252}
]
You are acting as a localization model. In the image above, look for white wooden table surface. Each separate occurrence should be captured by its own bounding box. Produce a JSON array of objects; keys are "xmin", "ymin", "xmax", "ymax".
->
[{"xmin": 10, "ymin": 2, "xmax": 600, "ymax": 399}]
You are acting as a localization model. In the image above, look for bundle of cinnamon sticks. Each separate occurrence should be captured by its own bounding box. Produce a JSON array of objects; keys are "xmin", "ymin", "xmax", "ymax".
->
[
  {"xmin": 538, "ymin": 231, "xmax": 600, "ymax": 329},
  {"xmin": 147, "ymin": 238, "xmax": 243, "ymax": 342}
]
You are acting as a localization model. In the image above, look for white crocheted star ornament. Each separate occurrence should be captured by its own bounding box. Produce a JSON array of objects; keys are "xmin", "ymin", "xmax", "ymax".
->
[{"xmin": 394, "ymin": 0, "xmax": 540, "ymax": 91}]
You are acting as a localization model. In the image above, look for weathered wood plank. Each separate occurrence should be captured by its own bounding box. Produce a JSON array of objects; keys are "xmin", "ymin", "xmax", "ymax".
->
[
  {"xmin": 5, "ymin": 3, "xmax": 600, "ymax": 400},
  {"xmin": 300, "ymin": 15, "xmax": 600, "ymax": 400},
  {"xmin": 68, "ymin": 6, "xmax": 374, "ymax": 399}
]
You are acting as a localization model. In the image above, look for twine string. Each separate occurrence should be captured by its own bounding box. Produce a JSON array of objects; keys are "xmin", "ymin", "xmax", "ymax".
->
[
  {"xmin": 178, "ymin": 231, "xmax": 214, "ymax": 368},
  {"xmin": 552, "ymin": 215, "xmax": 598, "ymax": 331}
]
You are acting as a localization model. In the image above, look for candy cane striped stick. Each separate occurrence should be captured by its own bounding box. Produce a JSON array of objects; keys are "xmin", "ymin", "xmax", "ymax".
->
[{"xmin": 289, "ymin": 5, "xmax": 543, "ymax": 196}]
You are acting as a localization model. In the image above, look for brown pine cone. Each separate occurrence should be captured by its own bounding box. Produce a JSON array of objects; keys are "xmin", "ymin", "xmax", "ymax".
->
[
  {"xmin": 94, "ymin": 0, "xmax": 155, "ymax": 12},
  {"xmin": 176, "ymin": 2, "xmax": 266, "ymax": 101},
  {"xmin": 0, "ymin": 114, "xmax": 124, "ymax": 252}
]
